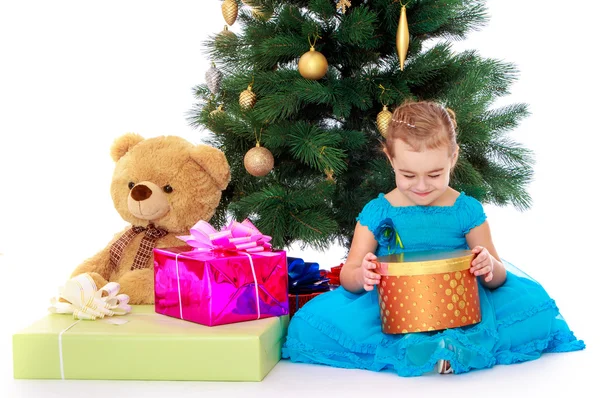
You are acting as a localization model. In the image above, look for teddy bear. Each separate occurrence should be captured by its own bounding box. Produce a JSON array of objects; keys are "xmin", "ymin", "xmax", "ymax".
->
[{"xmin": 70, "ymin": 133, "xmax": 230, "ymax": 304}]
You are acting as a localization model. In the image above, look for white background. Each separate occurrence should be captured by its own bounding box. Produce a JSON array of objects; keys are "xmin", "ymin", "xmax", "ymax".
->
[{"xmin": 0, "ymin": 0, "xmax": 596, "ymax": 397}]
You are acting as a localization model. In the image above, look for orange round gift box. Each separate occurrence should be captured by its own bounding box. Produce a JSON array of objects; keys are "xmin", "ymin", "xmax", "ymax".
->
[{"xmin": 376, "ymin": 249, "xmax": 482, "ymax": 334}]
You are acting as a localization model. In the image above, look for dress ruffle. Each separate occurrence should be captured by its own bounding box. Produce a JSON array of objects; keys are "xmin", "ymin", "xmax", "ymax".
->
[{"xmin": 282, "ymin": 264, "xmax": 585, "ymax": 376}]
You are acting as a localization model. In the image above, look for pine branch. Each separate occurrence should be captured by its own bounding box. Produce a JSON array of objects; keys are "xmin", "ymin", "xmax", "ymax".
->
[
  {"xmin": 249, "ymin": 35, "xmax": 307, "ymax": 69},
  {"xmin": 287, "ymin": 122, "xmax": 348, "ymax": 173},
  {"xmin": 335, "ymin": 5, "xmax": 378, "ymax": 47},
  {"xmin": 410, "ymin": 0, "xmax": 488, "ymax": 40},
  {"xmin": 308, "ymin": 0, "xmax": 336, "ymax": 19}
]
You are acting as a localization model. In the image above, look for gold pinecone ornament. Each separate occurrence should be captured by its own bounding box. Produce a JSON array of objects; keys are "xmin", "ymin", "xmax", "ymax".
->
[
  {"xmin": 298, "ymin": 46, "xmax": 328, "ymax": 80},
  {"xmin": 239, "ymin": 84, "xmax": 257, "ymax": 110},
  {"xmin": 244, "ymin": 143, "xmax": 274, "ymax": 177},
  {"xmin": 222, "ymin": 0, "xmax": 238, "ymax": 26},
  {"xmin": 377, "ymin": 105, "xmax": 393, "ymax": 137}
]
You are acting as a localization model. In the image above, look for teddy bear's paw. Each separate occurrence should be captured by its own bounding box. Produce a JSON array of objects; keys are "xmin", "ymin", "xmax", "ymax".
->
[
  {"xmin": 87, "ymin": 272, "xmax": 109, "ymax": 290},
  {"xmin": 118, "ymin": 269, "xmax": 155, "ymax": 305}
]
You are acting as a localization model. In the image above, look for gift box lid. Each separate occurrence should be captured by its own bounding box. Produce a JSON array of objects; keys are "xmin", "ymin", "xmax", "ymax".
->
[
  {"xmin": 377, "ymin": 249, "xmax": 474, "ymax": 276},
  {"xmin": 13, "ymin": 306, "xmax": 289, "ymax": 381},
  {"xmin": 378, "ymin": 249, "xmax": 473, "ymax": 263}
]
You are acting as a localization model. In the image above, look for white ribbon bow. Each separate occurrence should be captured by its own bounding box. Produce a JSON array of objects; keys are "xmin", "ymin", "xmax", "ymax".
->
[{"xmin": 49, "ymin": 274, "xmax": 131, "ymax": 320}]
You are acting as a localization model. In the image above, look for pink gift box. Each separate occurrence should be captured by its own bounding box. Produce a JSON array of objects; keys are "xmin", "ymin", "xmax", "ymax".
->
[{"xmin": 153, "ymin": 246, "xmax": 289, "ymax": 326}]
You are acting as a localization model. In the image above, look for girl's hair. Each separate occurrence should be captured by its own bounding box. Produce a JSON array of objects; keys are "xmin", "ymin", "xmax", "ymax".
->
[{"xmin": 385, "ymin": 100, "xmax": 458, "ymax": 156}]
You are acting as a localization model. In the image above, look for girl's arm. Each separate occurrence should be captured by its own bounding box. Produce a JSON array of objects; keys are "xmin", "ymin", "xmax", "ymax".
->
[
  {"xmin": 340, "ymin": 222, "xmax": 379, "ymax": 293},
  {"xmin": 466, "ymin": 220, "xmax": 507, "ymax": 289}
]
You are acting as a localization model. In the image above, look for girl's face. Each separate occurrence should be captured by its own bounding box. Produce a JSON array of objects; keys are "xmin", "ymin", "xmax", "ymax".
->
[{"xmin": 386, "ymin": 139, "xmax": 457, "ymax": 206}]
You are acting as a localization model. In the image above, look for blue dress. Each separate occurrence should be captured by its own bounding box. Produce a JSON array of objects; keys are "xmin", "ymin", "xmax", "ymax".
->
[{"xmin": 282, "ymin": 192, "xmax": 585, "ymax": 376}]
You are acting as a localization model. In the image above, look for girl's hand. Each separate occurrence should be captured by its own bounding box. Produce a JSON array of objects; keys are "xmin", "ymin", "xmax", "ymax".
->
[
  {"xmin": 362, "ymin": 252, "xmax": 381, "ymax": 291},
  {"xmin": 471, "ymin": 246, "xmax": 494, "ymax": 282}
]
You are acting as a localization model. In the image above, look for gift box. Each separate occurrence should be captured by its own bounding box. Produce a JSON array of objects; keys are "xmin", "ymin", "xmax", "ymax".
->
[
  {"xmin": 287, "ymin": 257, "xmax": 334, "ymax": 317},
  {"xmin": 154, "ymin": 247, "xmax": 288, "ymax": 326},
  {"xmin": 326, "ymin": 264, "xmax": 342, "ymax": 287},
  {"xmin": 154, "ymin": 219, "xmax": 289, "ymax": 326},
  {"xmin": 13, "ymin": 305, "xmax": 288, "ymax": 381},
  {"xmin": 288, "ymin": 292, "xmax": 326, "ymax": 317},
  {"xmin": 376, "ymin": 249, "xmax": 482, "ymax": 334}
]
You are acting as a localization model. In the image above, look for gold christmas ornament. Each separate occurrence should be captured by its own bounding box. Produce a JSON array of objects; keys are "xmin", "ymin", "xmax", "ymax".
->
[
  {"xmin": 210, "ymin": 104, "xmax": 224, "ymax": 117},
  {"xmin": 222, "ymin": 0, "xmax": 238, "ymax": 26},
  {"xmin": 218, "ymin": 25, "xmax": 236, "ymax": 40},
  {"xmin": 244, "ymin": 143, "xmax": 274, "ymax": 177},
  {"xmin": 325, "ymin": 168, "xmax": 335, "ymax": 182},
  {"xmin": 239, "ymin": 84, "xmax": 257, "ymax": 110},
  {"xmin": 377, "ymin": 105, "xmax": 393, "ymax": 137},
  {"xmin": 298, "ymin": 36, "xmax": 328, "ymax": 80},
  {"xmin": 396, "ymin": 3, "xmax": 409, "ymax": 71},
  {"xmin": 336, "ymin": 0, "xmax": 352, "ymax": 14}
]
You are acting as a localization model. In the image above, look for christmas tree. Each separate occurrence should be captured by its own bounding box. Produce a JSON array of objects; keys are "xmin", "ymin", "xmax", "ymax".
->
[{"xmin": 188, "ymin": 0, "xmax": 533, "ymax": 251}]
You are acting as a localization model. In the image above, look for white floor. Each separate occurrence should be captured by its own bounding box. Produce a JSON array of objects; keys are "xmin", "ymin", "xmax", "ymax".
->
[{"xmin": 1, "ymin": 346, "xmax": 593, "ymax": 398}]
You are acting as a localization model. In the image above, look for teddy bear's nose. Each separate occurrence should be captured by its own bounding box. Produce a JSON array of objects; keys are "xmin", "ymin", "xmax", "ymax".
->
[{"xmin": 130, "ymin": 184, "xmax": 153, "ymax": 201}]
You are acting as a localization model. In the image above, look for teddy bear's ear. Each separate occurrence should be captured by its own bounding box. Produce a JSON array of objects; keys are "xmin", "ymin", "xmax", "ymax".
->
[
  {"xmin": 190, "ymin": 145, "xmax": 231, "ymax": 191},
  {"xmin": 110, "ymin": 133, "xmax": 145, "ymax": 162}
]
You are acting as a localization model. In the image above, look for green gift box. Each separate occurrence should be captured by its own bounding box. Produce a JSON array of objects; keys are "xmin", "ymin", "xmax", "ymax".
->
[{"xmin": 13, "ymin": 305, "xmax": 288, "ymax": 381}]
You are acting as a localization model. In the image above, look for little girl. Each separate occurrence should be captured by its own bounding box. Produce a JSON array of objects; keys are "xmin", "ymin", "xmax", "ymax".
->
[{"xmin": 281, "ymin": 100, "xmax": 585, "ymax": 376}]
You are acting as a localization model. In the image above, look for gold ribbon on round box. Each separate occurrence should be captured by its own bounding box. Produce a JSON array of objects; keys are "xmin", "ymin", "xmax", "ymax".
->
[{"xmin": 375, "ymin": 249, "xmax": 481, "ymax": 334}]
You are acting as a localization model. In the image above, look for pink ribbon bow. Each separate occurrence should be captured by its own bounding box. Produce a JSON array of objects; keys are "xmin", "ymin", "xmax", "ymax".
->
[{"xmin": 177, "ymin": 219, "xmax": 272, "ymax": 253}]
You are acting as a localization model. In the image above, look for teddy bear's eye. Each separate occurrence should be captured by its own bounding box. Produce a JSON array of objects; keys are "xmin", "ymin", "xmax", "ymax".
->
[
  {"xmin": 163, "ymin": 185, "xmax": 173, "ymax": 193},
  {"xmin": 128, "ymin": 182, "xmax": 135, "ymax": 189}
]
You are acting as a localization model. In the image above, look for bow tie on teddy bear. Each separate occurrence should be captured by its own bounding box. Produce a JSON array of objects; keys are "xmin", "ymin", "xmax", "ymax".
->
[{"xmin": 109, "ymin": 224, "xmax": 169, "ymax": 271}]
